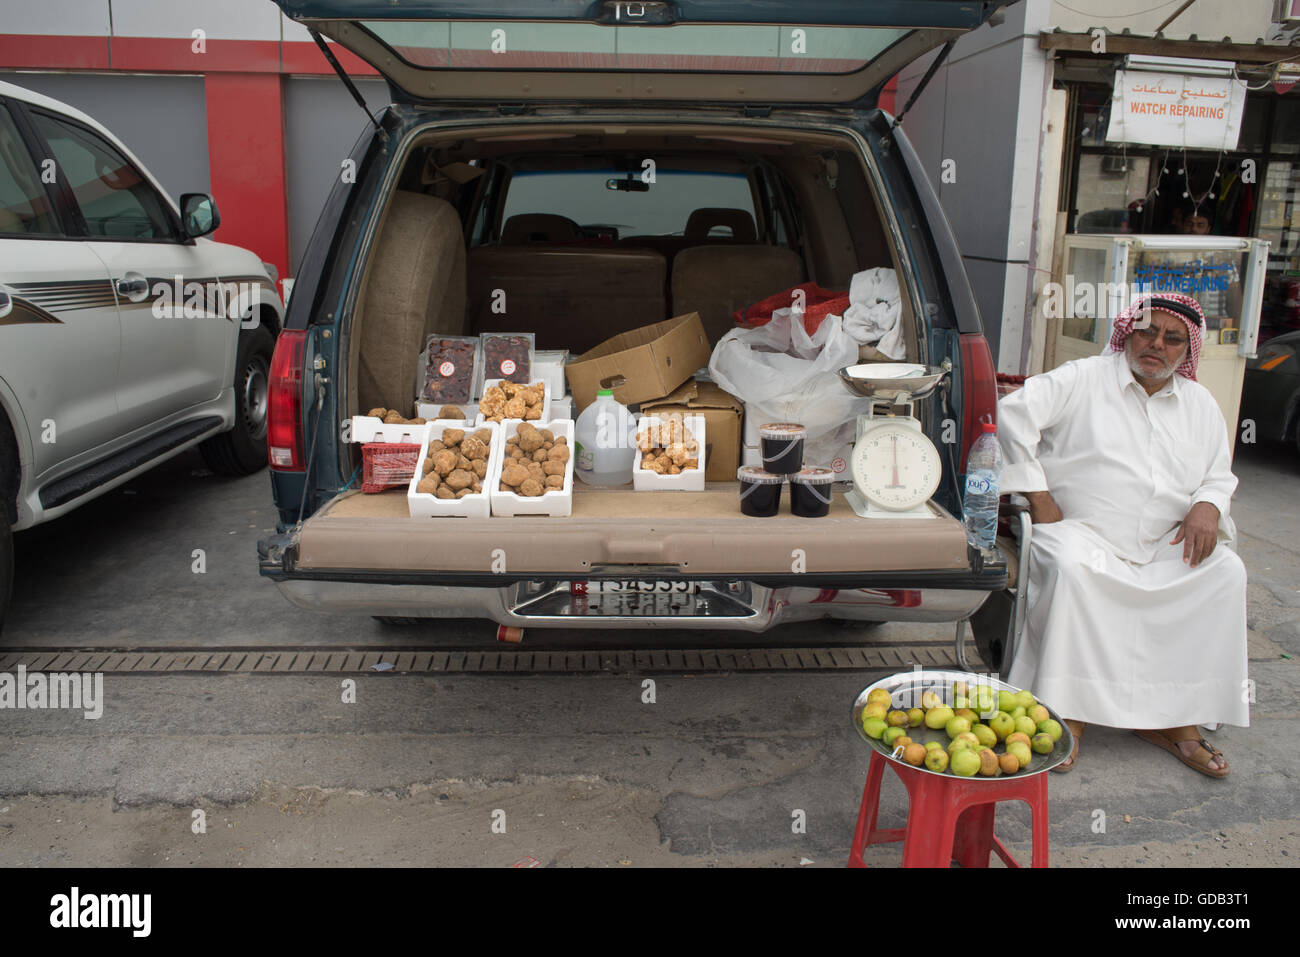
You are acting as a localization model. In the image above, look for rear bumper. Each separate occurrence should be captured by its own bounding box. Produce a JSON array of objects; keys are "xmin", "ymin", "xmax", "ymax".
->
[{"xmin": 264, "ymin": 575, "xmax": 1000, "ymax": 632}]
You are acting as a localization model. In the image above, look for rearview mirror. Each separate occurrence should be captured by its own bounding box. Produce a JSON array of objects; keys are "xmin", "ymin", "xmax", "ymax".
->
[
  {"xmin": 179, "ymin": 193, "xmax": 221, "ymax": 239},
  {"xmin": 606, "ymin": 177, "xmax": 650, "ymax": 192}
]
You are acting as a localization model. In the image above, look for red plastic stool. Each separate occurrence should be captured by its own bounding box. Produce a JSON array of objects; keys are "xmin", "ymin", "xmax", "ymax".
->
[{"xmin": 847, "ymin": 750, "xmax": 1049, "ymax": 867}]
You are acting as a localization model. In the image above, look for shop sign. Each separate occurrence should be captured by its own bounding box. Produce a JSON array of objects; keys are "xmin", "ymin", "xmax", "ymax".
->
[
  {"xmin": 1132, "ymin": 260, "xmax": 1236, "ymax": 295},
  {"xmin": 1106, "ymin": 70, "xmax": 1247, "ymax": 149}
]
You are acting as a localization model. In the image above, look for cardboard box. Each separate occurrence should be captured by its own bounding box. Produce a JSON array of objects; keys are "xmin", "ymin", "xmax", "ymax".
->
[
  {"xmin": 566, "ymin": 313, "xmax": 711, "ymax": 413},
  {"xmin": 642, "ymin": 380, "xmax": 743, "ymax": 482}
]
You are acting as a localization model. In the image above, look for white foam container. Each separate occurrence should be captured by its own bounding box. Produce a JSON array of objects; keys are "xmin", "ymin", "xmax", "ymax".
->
[
  {"xmin": 489, "ymin": 418, "xmax": 575, "ymax": 517},
  {"xmin": 351, "ymin": 415, "xmax": 428, "ymax": 445},
  {"xmin": 414, "ymin": 401, "xmax": 475, "ymax": 422},
  {"xmin": 551, "ymin": 394, "xmax": 573, "ymax": 421},
  {"xmin": 407, "ymin": 420, "xmax": 501, "ymax": 519},
  {"xmin": 474, "ymin": 378, "xmax": 551, "ymax": 426},
  {"xmin": 633, "ymin": 413, "xmax": 707, "ymax": 491},
  {"xmin": 533, "ymin": 351, "xmax": 569, "ymax": 400}
]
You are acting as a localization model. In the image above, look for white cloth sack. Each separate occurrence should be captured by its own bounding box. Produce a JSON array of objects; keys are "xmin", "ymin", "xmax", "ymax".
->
[
  {"xmin": 841, "ymin": 267, "xmax": 905, "ymax": 360},
  {"xmin": 709, "ymin": 311, "xmax": 872, "ymax": 469}
]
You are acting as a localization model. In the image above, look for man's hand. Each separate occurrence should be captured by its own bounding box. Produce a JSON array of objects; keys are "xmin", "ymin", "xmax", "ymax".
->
[
  {"xmin": 1172, "ymin": 501, "xmax": 1219, "ymax": 567},
  {"xmin": 1024, "ymin": 491, "xmax": 1063, "ymax": 526}
]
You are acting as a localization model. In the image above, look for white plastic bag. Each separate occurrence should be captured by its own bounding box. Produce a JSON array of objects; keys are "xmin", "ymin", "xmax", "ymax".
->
[{"xmin": 709, "ymin": 311, "xmax": 873, "ymax": 472}]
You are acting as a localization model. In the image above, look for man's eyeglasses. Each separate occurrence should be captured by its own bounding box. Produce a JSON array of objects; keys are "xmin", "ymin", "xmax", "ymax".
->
[{"xmin": 1131, "ymin": 326, "xmax": 1188, "ymax": 348}]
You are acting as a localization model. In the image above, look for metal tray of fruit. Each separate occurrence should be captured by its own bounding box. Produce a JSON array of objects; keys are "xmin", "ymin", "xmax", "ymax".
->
[{"xmin": 850, "ymin": 669, "xmax": 1075, "ymax": 778}]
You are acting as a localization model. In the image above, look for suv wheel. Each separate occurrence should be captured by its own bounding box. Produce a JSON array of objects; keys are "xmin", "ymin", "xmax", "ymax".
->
[{"xmin": 201, "ymin": 325, "xmax": 275, "ymax": 476}]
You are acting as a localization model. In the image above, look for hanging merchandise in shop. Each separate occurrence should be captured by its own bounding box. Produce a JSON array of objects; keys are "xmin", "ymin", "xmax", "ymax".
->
[{"xmin": 1106, "ymin": 69, "xmax": 1247, "ymax": 150}]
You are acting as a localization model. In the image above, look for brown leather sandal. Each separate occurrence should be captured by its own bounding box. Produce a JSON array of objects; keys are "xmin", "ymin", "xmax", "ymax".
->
[
  {"xmin": 1134, "ymin": 727, "xmax": 1229, "ymax": 778},
  {"xmin": 1050, "ymin": 720, "xmax": 1085, "ymax": 774}
]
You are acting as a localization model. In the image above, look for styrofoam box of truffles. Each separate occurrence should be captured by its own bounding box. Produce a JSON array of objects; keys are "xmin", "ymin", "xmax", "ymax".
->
[
  {"xmin": 474, "ymin": 378, "xmax": 551, "ymax": 426},
  {"xmin": 407, "ymin": 420, "xmax": 501, "ymax": 519},
  {"xmin": 633, "ymin": 414, "xmax": 707, "ymax": 492},
  {"xmin": 350, "ymin": 415, "xmax": 429, "ymax": 445},
  {"xmin": 488, "ymin": 418, "xmax": 575, "ymax": 517},
  {"xmin": 414, "ymin": 401, "xmax": 476, "ymax": 422}
]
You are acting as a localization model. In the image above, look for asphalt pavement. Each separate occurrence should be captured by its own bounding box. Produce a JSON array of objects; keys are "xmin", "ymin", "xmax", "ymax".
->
[{"xmin": 1, "ymin": 439, "xmax": 1297, "ymax": 867}]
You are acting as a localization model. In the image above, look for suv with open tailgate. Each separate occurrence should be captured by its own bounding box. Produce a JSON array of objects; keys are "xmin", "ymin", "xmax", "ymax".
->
[{"xmin": 258, "ymin": 0, "xmax": 1008, "ymax": 642}]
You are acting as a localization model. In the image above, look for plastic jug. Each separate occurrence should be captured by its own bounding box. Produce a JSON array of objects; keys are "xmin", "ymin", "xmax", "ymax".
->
[{"xmin": 574, "ymin": 390, "xmax": 636, "ymax": 486}]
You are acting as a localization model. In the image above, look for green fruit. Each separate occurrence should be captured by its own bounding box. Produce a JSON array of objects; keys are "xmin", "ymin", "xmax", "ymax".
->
[
  {"xmin": 1006, "ymin": 740, "xmax": 1032, "ymax": 767},
  {"xmin": 1031, "ymin": 733, "xmax": 1054, "ymax": 755},
  {"xmin": 925, "ymin": 740, "xmax": 944, "ymax": 752},
  {"xmin": 955, "ymin": 708, "xmax": 979, "ymax": 725},
  {"xmin": 1014, "ymin": 715, "xmax": 1038, "ymax": 739},
  {"xmin": 974, "ymin": 685, "xmax": 995, "ymax": 709},
  {"xmin": 887, "ymin": 709, "xmax": 911, "ymax": 727},
  {"xmin": 1038, "ymin": 718, "xmax": 1063, "ymax": 742},
  {"xmin": 972, "ymin": 724, "xmax": 997, "ymax": 747},
  {"xmin": 883, "ymin": 726, "xmax": 908, "ymax": 748},
  {"xmin": 924, "ymin": 706, "xmax": 955, "ymax": 730},
  {"xmin": 907, "ymin": 708, "xmax": 925, "ymax": 728},
  {"xmin": 951, "ymin": 749, "xmax": 981, "ymax": 777},
  {"xmin": 924, "ymin": 749, "xmax": 950, "ymax": 773},
  {"xmin": 1015, "ymin": 690, "xmax": 1036, "ymax": 710},
  {"xmin": 953, "ymin": 695, "xmax": 970, "ymax": 710},
  {"xmin": 989, "ymin": 712, "xmax": 1015, "ymax": 741},
  {"xmin": 997, "ymin": 690, "xmax": 1018, "ymax": 713},
  {"xmin": 1011, "ymin": 705, "xmax": 1027, "ymax": 720},
  {"xmin": 945, "ymin": 715, "xmax": 972, "ymax": 740},
  {"xmin": 862, "ymin": 716, "xmax": 888, "ymax": 739},
  {"xmin": 1028, "ymin": 704, "xmax": 1050, "ymax": 725},
  {"xmin": 948, "ymin": 738, "xmax": 975, "ymax": 756}
]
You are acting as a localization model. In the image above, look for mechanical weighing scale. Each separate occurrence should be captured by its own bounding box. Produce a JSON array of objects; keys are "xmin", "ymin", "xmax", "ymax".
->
[{"xmin": 836, "ymin": 363, "xmax": 949, "ymax": 520}]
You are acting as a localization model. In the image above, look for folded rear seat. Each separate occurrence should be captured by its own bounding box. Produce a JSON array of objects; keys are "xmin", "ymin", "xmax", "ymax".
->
[
  {"xmin": 467, "ymin": 246, "xmax": 667, "ymax": 355},
  {"xmin": 351, "ymin": 190, "xmax": 466, "ymax": 415}
]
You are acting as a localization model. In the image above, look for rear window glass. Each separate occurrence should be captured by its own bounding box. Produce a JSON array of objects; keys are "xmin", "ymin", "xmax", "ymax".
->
[
  {"xmin": 498, "ymin": 169, "xmax": 755, "ymax": 241},
  {"xmin": 362, "ymin": 21, "xmax": 906, "ymax": 74}
]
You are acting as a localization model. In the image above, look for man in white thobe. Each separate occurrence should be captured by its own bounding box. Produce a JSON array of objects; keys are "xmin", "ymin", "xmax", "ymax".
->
[{"xmin": 996, "ymin": 292, "xmax": 1247, "ymax": 777}]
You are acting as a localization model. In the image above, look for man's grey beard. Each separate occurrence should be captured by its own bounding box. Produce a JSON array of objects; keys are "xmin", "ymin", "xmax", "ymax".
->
[{"xmin": 1125, "ymin": 336, "xmax": 1187, "ymax": 382}]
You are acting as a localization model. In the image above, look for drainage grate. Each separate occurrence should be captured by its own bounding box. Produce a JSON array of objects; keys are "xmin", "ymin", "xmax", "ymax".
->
[{"xmin": 0, "ymin": 643, "xmax": 984, "ymax": 676}]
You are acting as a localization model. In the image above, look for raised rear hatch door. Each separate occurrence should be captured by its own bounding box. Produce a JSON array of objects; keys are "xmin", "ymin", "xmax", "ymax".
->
[{"xmin": 273, "ymin": 0, "xmax": 1004, "ymax": 107}]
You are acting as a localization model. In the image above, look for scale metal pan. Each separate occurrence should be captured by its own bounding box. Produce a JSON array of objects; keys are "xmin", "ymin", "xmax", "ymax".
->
[{"xmin": 838, "ymin": 363, "xmax": 947, "ymax": 402}]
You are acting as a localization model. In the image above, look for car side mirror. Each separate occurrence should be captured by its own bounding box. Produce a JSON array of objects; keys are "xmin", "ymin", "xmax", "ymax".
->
[{"xmin": 180, "ymin": 193, "xmax": 221, "ymax": 239}]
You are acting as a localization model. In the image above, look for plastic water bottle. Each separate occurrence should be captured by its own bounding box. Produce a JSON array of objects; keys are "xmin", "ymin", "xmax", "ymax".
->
[
  {"xmin": 962, "ymin": 422, "xmax": 1002, "ymax": 552},
  {"xmin": 574, "ymin": 389, "xmax": 636, "ymax": 486}
]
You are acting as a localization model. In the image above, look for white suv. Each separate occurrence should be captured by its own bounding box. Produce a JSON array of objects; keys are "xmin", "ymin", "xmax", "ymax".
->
[{"xmin": 0, "ymin": 80, "xmax": 285, "ymax": 633}]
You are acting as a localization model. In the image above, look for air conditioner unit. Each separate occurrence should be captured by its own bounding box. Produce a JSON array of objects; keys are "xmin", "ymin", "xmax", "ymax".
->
[
  {"xmin": 1121, "ymin": 55, "xmax": 1235, "ymax": 78},
  {"xmin": 1101, "ymin": 155, "xmax": 1129, "ymax": 175}
]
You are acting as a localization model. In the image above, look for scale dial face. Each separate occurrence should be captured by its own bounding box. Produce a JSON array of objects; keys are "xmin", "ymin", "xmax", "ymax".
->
[{"xmin": 851, "ymin": 422, "xmax": 942, "ymax": 511}]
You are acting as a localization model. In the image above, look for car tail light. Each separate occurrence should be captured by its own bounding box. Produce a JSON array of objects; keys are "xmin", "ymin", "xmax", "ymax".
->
[
  {"xmin": 268, "ymin": 330, "xmax": 307, "ymax": 471},
  {"xmin": 958, "ymin": 333, "xmax": 998, "ymax": 467}
]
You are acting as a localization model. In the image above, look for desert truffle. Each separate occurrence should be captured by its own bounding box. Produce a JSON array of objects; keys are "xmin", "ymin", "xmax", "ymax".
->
[{"xmin": 501, "ymin": 463, "xmax": 529, "ymax": 488}]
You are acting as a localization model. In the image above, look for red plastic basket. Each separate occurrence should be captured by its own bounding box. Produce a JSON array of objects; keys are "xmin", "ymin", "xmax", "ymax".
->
[{"xmin": 361, "ymin": 442, "xmax": 421, "ymax": 493}]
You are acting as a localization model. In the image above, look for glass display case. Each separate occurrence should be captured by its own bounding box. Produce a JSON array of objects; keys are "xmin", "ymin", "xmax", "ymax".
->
[{"xmin": 1050, "ymin": 234, "xmax": 1270, "ymax": 434}]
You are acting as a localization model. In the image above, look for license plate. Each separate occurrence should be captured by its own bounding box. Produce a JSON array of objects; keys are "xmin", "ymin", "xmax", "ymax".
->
[{"xmin": 572, "ymin": 580, "xmax": 702, "ymax": 595}]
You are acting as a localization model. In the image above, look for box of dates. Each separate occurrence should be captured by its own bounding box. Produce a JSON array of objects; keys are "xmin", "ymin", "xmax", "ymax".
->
[
  {"xmin": 478, "ymin": 332, "xmax": 535, "ymax": 394},
  {"xmin": 417, "ymin": 335, "xmax": 480, "ymax": 408}
]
